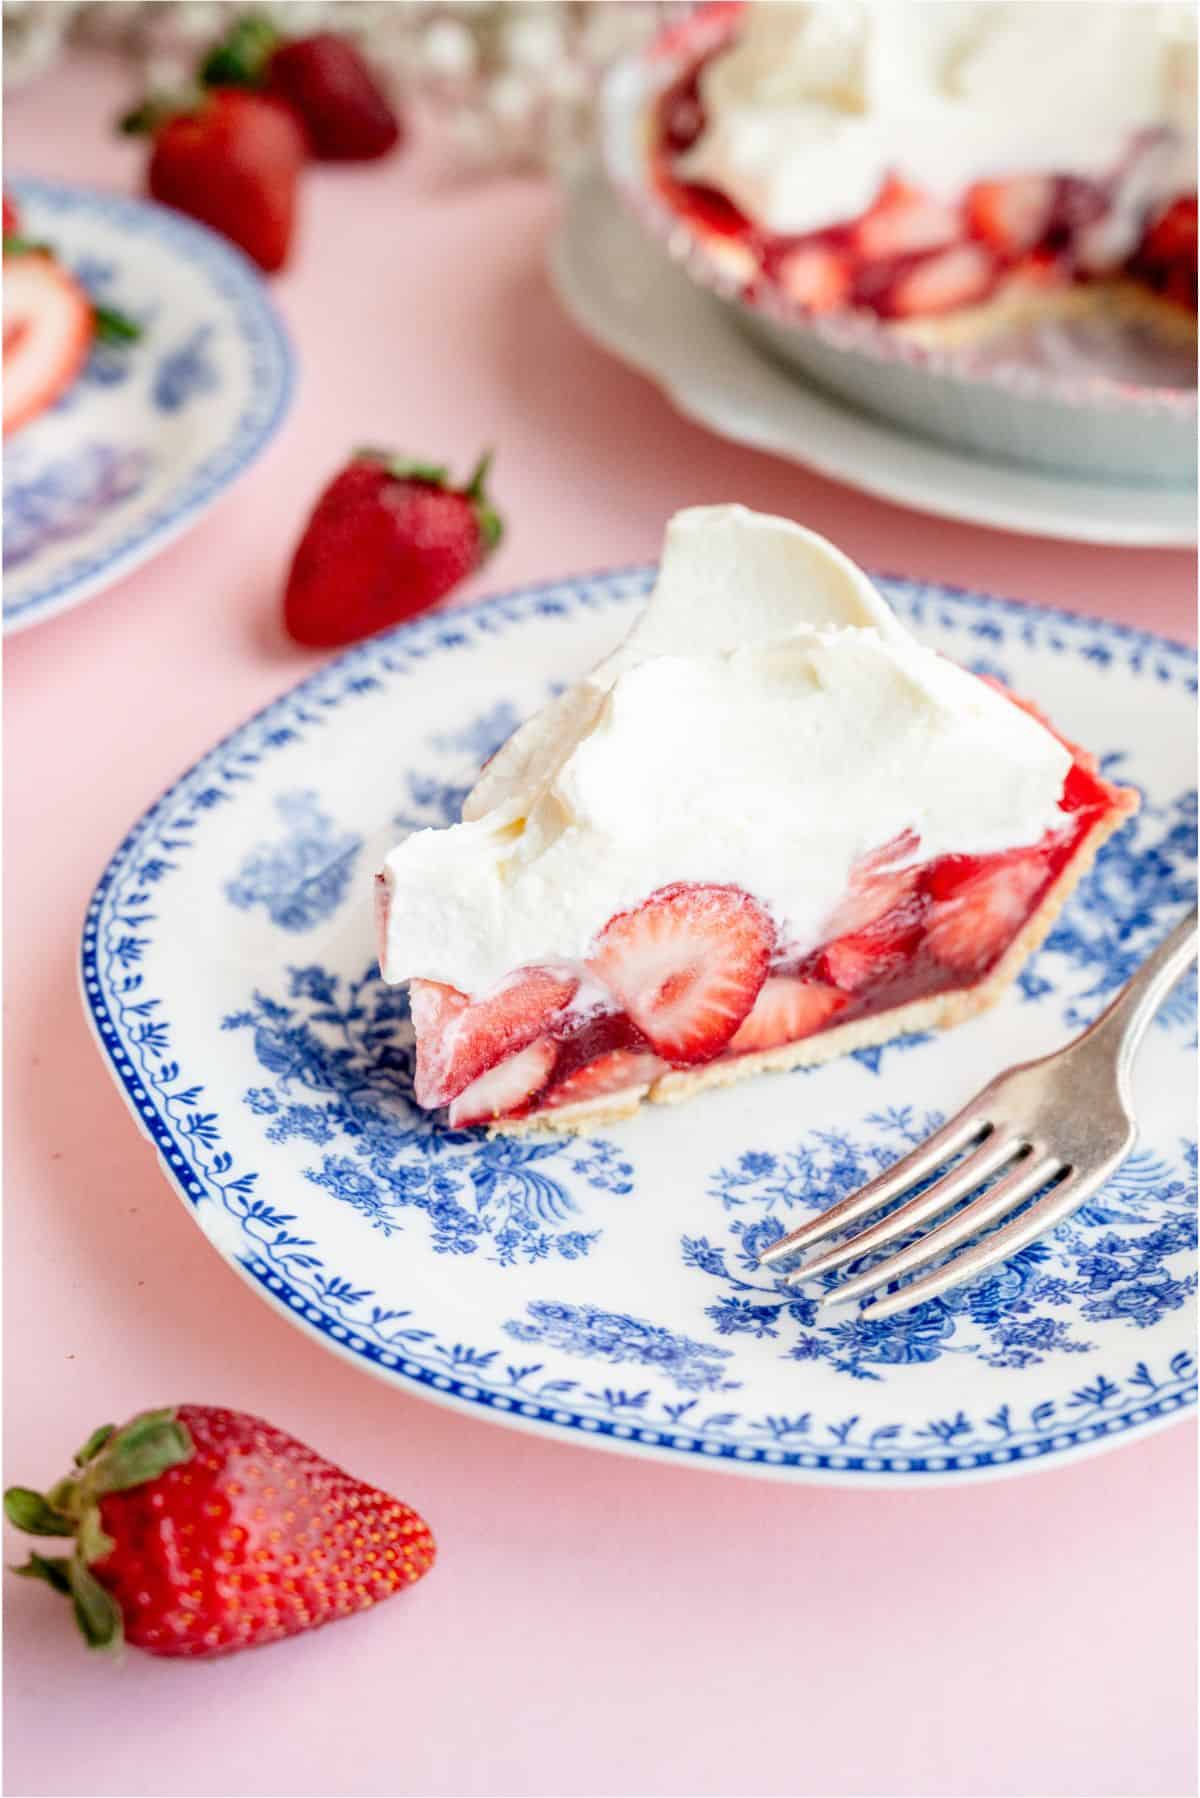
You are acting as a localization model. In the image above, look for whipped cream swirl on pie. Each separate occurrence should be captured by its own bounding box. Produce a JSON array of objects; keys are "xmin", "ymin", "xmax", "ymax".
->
[
  {"xmin": 677, "ymin": 1, "xmax": 1197, "ymax": 239},
  {"xmin": 378, "ymin": 506, "xmax": 1071, "ymax": 998}
]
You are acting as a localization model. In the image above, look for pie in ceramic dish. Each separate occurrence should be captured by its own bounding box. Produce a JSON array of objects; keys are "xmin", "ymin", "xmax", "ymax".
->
[
  {"xmin": 645, "ymin": 0, "xmax": 1197, "ymax": 344},
  {"xmin": 375, "ymin": 506, "xmax": 1138, "ymax": 1134}
]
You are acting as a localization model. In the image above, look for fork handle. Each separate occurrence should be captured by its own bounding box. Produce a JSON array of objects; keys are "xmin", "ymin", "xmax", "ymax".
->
[{"xmin": 1085, "ymin": 904, "xmax": 1198, "ymax": 1076}]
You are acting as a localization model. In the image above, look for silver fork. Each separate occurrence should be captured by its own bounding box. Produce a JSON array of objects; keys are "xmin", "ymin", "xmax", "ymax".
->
[{"xmin": 759, "ymin": 907, "xmax": 1198, "ymax": 1319}]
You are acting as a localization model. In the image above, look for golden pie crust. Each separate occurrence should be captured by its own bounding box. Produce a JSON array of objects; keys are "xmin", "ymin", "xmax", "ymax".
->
[{"xmin": 895, "ymin": 277, "xmax": 1198, "ymax": 352}]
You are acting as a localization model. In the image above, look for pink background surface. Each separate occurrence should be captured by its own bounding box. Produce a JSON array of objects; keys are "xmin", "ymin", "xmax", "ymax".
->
[{"xmin": 4, "ymin": 54, "xmax": 1197, "ymax": 1798}]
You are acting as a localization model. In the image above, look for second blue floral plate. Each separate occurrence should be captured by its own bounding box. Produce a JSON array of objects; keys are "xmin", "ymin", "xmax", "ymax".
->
[
  {"xmin": 4, "ymin": 178, "xmax": 293, "ymax": 635},
  {"xmin": 82, "ymin": 568, "xmax": 1197, "ymax": 1485}
]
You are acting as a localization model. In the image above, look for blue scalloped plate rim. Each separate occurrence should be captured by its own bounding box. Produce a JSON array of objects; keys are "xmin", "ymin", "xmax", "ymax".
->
[
  {"xmin": 4, "ymin": 177, "xmax": 294, "ymax": 636},
  {"xmin": 80, "ymin": 566, "xmax": 1197, "ymax": 1487}
]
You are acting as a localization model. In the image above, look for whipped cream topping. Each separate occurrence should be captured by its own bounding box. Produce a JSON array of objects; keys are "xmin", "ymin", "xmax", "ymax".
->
[
  {"xmin": 378, "ymin": 506, "xmax": 1071, "ymax": 999},
  {"xmin": 677, "ymin": 1, "xmax": 1197, "ymax": 239}
]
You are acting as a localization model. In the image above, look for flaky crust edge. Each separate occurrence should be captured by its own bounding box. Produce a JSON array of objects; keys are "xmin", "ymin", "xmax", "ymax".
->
[
  {"xmin": 492, "ymin": 787, "xmax": 1139, "ymax": 1139},
  {"xmin": 893, "ymin": 278, "xmax": 1198, "ymax": 351}
]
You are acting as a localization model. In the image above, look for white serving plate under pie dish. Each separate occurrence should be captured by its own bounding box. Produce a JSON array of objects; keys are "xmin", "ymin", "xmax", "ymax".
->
[{"xmin": 550, "ymin": 166, "xmax": 1198, "ymax": 550}]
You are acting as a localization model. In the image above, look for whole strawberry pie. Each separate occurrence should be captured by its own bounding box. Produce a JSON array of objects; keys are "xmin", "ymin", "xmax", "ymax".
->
[
  {"xmin": 645, "ymin": 1, "xmax": 1197, "ymax": 336},
  {"xmin": 376, "ymin": 506, "xmax": 1138, "ymax": 1133}
]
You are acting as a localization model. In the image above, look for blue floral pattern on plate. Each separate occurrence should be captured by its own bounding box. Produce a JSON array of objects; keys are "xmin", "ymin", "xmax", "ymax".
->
[
  {"xmin": 4, "ymin": 443, "xmax": 151, "ymax": 571},
  {"xmin": 225, "ymin": 791, "xmax": 363, "ymax": 933},
  {"xmin": 3, "ymin": 178, "xmax": 292, "ymax": 635},
  {"xmin": 81, "ymin": 567, "xmax": 1197, "ymax": 1484},
  {"xmin": 220, "ymin": 964, "xmax": 631, "ymax": 1264}
]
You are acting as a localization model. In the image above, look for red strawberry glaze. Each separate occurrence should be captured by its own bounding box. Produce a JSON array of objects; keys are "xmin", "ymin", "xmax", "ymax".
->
[{"xmin": 402, "ymin": 735, "xmax": 1128, "ymax": 1126}]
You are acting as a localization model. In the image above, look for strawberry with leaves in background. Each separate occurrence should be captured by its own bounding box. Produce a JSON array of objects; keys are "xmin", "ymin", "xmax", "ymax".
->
[
  {"xmin": 121, "ymin": 86, "xmax": 307, "ymax": 273},
  {"xmin": 284, "ymin": 450, "xmax": 504, "ymax": 648},
  {"xmin": 6, "ymin": 1405, "xmax": 435, "ymax": 1657},
  {"xmin": 118, "ymin": 14, "xmax": 402, "ymax": 272},
  {"xmin": 201, "ymin": 13, "xmax": 403, "ymax": 162}
]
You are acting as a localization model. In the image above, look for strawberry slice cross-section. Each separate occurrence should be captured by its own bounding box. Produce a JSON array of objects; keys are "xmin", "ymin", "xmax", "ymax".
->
[
  {"xmin": 588, "ymin": 883, "xmax": 773, "ymax": 1065},
  {"xmin": 447, "ymin": 1039, "xmax": 558, "ymax": 1128},
  {"xmin": 727, "ymin": 977, "xmax": 848, "ymax": 1056},
  {"xmin": 2, "ymin": 253, "xmax": 94, "ymax": 437},
  {"xmin": 410, "ymin": 968, "xmax": 577, "ymax": 1109}
]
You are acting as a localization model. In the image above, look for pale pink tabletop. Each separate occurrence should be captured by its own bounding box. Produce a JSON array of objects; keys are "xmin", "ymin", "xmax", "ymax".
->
[{"xmin": 4, "ymin": 53, "xmax": 1197, "ymax": 1798}]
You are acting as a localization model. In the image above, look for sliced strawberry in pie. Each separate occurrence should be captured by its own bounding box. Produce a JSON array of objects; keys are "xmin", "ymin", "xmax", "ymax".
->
[
  {"xmin": 589, "ymin": 883, "xmax": 773, "ymax": 1064},
  {"xmin": 925, "ymin": 852, "xmax": 1050, "ymax": 976},
  {"xmin": 777, "ymin": 244, "xmax": 851, "ymax": 312},
  {"xmin": 820, "ymin": 840, "xmax": 922, "ymax": 940},
  {"xmin": 410, "ymin": 967, "xmax": 577, "ymax": 1108},
  {"xmin": 727, "ymin": 978, "xmax": 847, "ymax": 1055},
  {"xmin": 379, "ymin": 507, "xmax": 1139, "ymax": 1134},
  {"xmin": 540, "ymin": 1049, "xmax": 666, "ymax": 1113},
  {"xmin": 853, "ymin": 179, "xmax": 960, "ymax": 262},
  {"xmin": 2, "ymin": 251, "xmax": 94, "ymax": 437},
  {"xmin": 821, "ymin": 929, "xmax": 909, "ymax": 994},
  {"xmin": 885, "ymin": 244, "xmax": 996, "ymax": 320},
  {"xmin": 447, "ymin": 1038, "xmax": 557, "ymax": 1129},
  {"xmin": 966, "ymin": 177, "xmax": 1058, "ymax": 259}
]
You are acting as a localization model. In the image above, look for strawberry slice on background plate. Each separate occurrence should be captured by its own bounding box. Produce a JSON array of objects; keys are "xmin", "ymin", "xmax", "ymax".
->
[{"xmin": 2, "ymin": 251, "xmax": 93, "ymax": 437}]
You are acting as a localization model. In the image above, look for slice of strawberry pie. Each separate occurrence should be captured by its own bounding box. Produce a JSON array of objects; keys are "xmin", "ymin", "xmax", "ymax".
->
[{"xmin": 377, "ymin": 506, "xmax": 1137, "ymax": 1133}]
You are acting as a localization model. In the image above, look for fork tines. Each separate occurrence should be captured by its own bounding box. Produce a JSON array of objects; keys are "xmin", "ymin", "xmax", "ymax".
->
[{"xmin": 758, "ymin": 1105, "xmax": 1069, "ymax": 1319}]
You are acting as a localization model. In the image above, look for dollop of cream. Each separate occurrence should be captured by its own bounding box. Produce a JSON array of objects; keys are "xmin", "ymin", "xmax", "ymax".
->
[
  {"xmin": 378, "ymin": 506, "xmax": 1071, "ymax": 998},
  {"xmin": 677, "ymin": 1, "xmax": 1197, "ymax": 238}
]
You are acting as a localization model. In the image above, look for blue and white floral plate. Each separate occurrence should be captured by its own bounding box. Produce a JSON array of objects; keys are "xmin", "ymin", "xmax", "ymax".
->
[
  {"xmin": 4, "ymin": 178, "xmax": 293, "ymax": 635},
  {"xmin": 81, "ymin": 569, "xmax": 1198, "ymax": 1486}
]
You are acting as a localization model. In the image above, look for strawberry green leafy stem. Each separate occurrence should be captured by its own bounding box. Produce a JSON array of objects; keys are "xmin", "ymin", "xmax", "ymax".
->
[
  {"xmin": 352, "ymin": 447, "xmax": 504, "ymax": 555},
  {"xmin": 199, "ymin": 14, "xmax": 282, "ymax": 90},
  {"xmin": 5, "ymin": 1408, "xmax": 193, "ymax": 1652},
  {"xmin": 3, "ymin": 236, "xmax": 141, "ymax": 343}
]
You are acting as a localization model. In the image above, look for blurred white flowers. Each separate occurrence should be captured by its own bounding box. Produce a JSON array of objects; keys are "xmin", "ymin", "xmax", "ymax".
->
[{"xmin": 2, "ymin": 1, "xmax": 674, "ymax": 175}]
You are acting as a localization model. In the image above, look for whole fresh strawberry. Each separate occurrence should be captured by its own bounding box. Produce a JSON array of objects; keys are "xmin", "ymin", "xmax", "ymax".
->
[
  {"xmin": 5, "ymin": 1406, "xmax": 435, "ymax": 1657},
  {"xmin": 201, "ymin": 13, "xmax": 402, "ymax": 161},
  {"xmin": 122, "ymin": 88, "xmax": 305, "ymax": 273},
  {"xmin": 3, "ymin": 193, "xmax": 19, "ymax": 235},
  {"xmin": 284, "ymin": 451, "xmax": 504, "ymax": 649}
]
